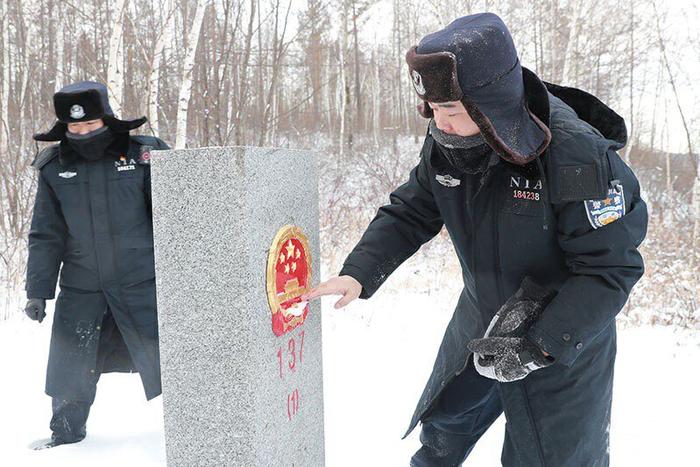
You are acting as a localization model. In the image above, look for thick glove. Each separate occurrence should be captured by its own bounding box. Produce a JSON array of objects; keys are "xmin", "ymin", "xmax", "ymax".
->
[
  {"xmin": 24, "ymin": 298, "xmax": 47, "ymax": 323},
  {"xmin": 482, "ymin": 276, "xmax": 556, "ymax": 339},
  {"xmin": 469, "ymin": 276, "xmax": 557, "ymax": 382},
  {"xmin": 468, "ymin": 336, "xmax": 554, "ymax": 382}
]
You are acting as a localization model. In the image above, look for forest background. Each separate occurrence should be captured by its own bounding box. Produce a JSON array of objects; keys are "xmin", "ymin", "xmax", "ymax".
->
[{"xmin": 0, "ymin": 0, "xmax": 698, "ymax": 328}]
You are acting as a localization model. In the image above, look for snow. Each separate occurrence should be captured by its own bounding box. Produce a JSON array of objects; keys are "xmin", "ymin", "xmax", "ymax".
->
[
  {"xmin": 1, "ymin": 285, "xmax": 699, "ymax": 466},
  {"xmin": 0, "ymin": 301, "xmax": 166, "ymax": 466}
]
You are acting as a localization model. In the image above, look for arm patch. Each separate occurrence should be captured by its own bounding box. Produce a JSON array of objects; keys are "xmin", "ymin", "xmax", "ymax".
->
[
  {"xmin": 545, "ymin": 133, "xmax": 610, "ymax": 203},
  {"xmin": 138, "ymin": 145, "xmax": 152, "ymax": 165},
  {"xmin": 558, "ymin": 164, "xmax": 605, "ymax": 201},
  {"xmin": 583, "ymin": 180, "xmax": 626, "ymax": 229}
]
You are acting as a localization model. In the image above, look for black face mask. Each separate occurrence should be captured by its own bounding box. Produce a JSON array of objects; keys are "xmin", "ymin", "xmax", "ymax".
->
[
  {"xmin": 65, "ymin": 126, "xmax": 114, "ymax": 161},
  {"xmin": 429, "ymin": 118, "xmax": 493, "ymax": 174},
  {"xmin": 439, "ymin": 144, "xmax": 494, "ymax": 174}
]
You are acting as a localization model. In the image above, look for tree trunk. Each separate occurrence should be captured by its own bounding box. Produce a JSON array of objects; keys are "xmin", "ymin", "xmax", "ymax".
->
[
  {"xmin": 107, "ymin": 0, "xmax": 129, "ymax": 116},
  {"xmin": 147, "ymin": 0, "xmax": 175, "ymax": 136},
  {"xmin": 652, "ymin": 1, "xmax": 698, "ymax": 264},
  {"xmin": 372, "ymin": 45, "xmax": 380, "ymax": 147},
  {"xmin": 55, "ymin": 7, "xmax": 64, "ymax": 91},
  {"xmin": 233, "ymin": 0, "xmax": 256, "ymax": 146},
  {"xmin": 352, "ymin": 1, "xmax": 362, "ymax": 132},
  {"xmin": 338, "ymin": 0, "xmax": 349, "ymax": 159},
  {"xmin": 561, "ymin": 0, "xmax": 582, "ymax": 85},
  {"xmin": 175, "ymin": 0, "xmax": 208, "ymax": 149}
]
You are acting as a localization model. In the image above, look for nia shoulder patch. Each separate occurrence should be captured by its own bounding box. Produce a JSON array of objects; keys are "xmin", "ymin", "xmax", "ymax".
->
[{"xmin": 583, "ymin": 180, "xmax": 625, "ymax": 229}]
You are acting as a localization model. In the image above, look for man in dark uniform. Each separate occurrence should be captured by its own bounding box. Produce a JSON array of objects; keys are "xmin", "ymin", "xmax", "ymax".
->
[
  {"xmin": 304, "ymin": 13, "xmax": 647, "ymax": 466},
  {"xmin": 23, "ymin": 81, "xmax": 169, "ymax": 449}
]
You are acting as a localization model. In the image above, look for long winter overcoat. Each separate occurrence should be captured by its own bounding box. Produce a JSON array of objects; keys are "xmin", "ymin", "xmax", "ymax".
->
[
  {"xmin": 339, "ymin": 72, "xmax": 648, "ymax": 466},
  {"xmin": 26, "ymin": 133, "xmax": 169, "ymax": 402}
]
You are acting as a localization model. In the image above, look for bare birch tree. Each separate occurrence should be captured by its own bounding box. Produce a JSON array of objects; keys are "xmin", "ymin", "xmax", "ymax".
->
[
  {"xmin": 147, "ymin": 0, "xmax": 177, "ymax": 135},
  {"xmin": 175, "ymin": 0, "xmax": 209, "ymax": 149},
  {"xmin": 107, "ymin": 0, "xmax": 129, "ymax": 115}
]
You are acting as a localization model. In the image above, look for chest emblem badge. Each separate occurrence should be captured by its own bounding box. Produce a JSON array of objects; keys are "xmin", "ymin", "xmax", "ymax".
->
[
  {"xmin": 58, "ymin": 171, "xmax": 77, "ymax": 179},
  {"xmin": 435, "ymin": 174, "xmax": 461, "ymax": 188}
]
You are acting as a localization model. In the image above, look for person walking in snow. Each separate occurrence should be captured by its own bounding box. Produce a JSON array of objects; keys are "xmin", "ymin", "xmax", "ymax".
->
[
  {"xmin": 303, "ymin": 13, "xmax": 647, "ymax": 466},
  {"xmin": 24, "ymin": 81, "xmax": 169, "ymax": 449}
]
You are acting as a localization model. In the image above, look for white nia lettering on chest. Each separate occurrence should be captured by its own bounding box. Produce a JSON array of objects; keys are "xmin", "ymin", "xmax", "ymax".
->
[{"xmin": 510, "ymin": 176, "xmax": 543, "ymax": 190}]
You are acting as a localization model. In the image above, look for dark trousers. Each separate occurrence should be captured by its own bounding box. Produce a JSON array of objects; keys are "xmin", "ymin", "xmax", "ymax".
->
[
  {"xmin": 48, "ymin": 309, "xmax": 118, "ymax": 443},
  {"xmin": 411, "ymin": 358, "xmax": 503, "ymax": 467},
  {"xmin": 49, "ymin": 398, "xmax": 91, "ymax": 443}
]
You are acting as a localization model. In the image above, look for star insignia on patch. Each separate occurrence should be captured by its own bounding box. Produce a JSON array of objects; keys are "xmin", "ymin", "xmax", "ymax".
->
[{"xmin": 583, "ymin": 180, "xmax": 625, "ymax": 229}]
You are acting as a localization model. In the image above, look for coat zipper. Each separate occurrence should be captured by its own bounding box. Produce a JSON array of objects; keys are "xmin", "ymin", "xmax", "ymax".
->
[{"xmin": 455, "ymin": 165, "xmax": 498, "ymax": 376}]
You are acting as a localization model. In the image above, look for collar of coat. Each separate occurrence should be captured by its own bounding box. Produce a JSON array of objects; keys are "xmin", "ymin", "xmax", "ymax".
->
[
  {"xmin": 522, "ymin": 68, "xmax": 627, "ymax": 152},
  {"xmin": 56, "ymin": 131, "xmax": 132, "ymax": 166}
]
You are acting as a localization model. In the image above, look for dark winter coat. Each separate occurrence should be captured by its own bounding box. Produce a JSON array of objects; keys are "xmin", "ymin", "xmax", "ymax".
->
[
  {"xmin": 339, "ymin": 79, "xmax": 647, "ymax": 465},
  {"xmin": 26, "ymin": 134, "xmax": 169, "ymax": 402}
]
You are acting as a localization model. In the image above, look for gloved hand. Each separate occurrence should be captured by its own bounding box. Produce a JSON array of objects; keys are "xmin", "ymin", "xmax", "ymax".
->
[
  {"xmin": 468, "ymin": 276, "xmax": 557, "ymax": 382},
  {"xmin": 24, "ymin": 298, "xmax": 47, "ymax": 323},
  {"xmin": 468, "ymin": 336, "xmax": 554, "ymax": 382}
]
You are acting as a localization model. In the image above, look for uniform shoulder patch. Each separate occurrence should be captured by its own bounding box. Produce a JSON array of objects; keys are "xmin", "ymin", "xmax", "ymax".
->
[
  {"xmin": 31, "ymin": 146, "xmax": 59, "ymax": 170},
  {"xmin": 138, "ymin": 145, "xmax": 153, "ymax": 165},
  {"xmin": 583, "ymin": 180, "xmax": 625, "ymax": 229},
  {"xmin": 558, "ymin": 164, "xmax": 604, "ymax": 201},
  {"xmin": 545, "ymin": 131, "xmax": 610, "ymax": 203}
]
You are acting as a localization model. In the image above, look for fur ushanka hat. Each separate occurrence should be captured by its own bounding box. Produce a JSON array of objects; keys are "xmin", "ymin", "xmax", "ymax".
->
[
  {"xmin": 34, "ymin": 81, "xmax": 146, "ymax": 142},
  {"xmin": 406, "ymin": 13, "xmax": 552, "ymax": 165}
]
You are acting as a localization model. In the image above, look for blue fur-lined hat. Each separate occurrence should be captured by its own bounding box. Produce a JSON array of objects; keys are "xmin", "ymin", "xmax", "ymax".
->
[{"xmin": 405, "ymin": 13, "xmax": 551, "ymax": 165}]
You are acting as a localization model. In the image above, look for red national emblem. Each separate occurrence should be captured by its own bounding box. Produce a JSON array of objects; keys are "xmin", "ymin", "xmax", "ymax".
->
[{"xmin": 266, "ymin": 225, "xmax": 312, "ymax": 336}]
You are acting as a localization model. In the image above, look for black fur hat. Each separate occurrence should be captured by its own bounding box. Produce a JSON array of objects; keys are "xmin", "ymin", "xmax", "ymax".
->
[
  {"xmin": 405, "ymin": 13, "xmax": 551, "ymax": 166},
  {"xmin": 34, "ymin": 81, "xmax": 146, "ymax": 142}
]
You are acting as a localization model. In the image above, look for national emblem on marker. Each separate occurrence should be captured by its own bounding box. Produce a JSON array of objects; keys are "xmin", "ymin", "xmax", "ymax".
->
[{"xmin": 266, "ymin": 225, "xmax": 312, "ymax": 336}]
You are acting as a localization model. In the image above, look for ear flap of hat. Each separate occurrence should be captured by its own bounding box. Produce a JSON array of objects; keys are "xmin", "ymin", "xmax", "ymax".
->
[
  {"xmin": 33, "ymin": 121, "xmax": 68, "ymax": 142},
  {"xmin": 461, "ymin": 97, "xmax": 551, "ymax": 166},
  {"xmin": 522, "ymin": 67, "xmax": 551, "ymax": 128},
  {"xmin": 406, "ymin": 46, "xmax": 463, "ymax": 104},
  {"xmin": 103, "ymin": 114, "xmax": 148, "ymax": 133},
  {"xmin": 417, "ymin": 102, "xmax": 434, "ymax": 119}
]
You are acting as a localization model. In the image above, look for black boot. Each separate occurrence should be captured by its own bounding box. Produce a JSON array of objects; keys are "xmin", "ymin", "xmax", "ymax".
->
[{"xmin": 31, "ymin": 398, "xmax": 91, "ymax": 449}]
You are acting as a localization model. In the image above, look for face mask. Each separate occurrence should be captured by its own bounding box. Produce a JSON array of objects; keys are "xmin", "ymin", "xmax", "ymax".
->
[
  {"xmin": 429, "ymin": 119, "xmax": 492, "ymax": 174},
  {"xmin": 65, "ymin": 126, "xmax": 114, "ymax": 161},
  {"xmin": 439, "ymin": 144, "xmax": 494, "ymax": 174}
]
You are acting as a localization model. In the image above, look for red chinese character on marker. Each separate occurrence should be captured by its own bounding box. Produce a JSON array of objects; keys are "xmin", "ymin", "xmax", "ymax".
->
[{"xmin": 266, "ymin": 225, "xmax": 312, "ymax": 336}]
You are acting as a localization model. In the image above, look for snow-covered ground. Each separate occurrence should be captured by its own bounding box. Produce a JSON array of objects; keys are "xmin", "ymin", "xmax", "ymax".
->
[{"xmin": 1, "ymin": 284, "xmax": 698, "ymax": 466}]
